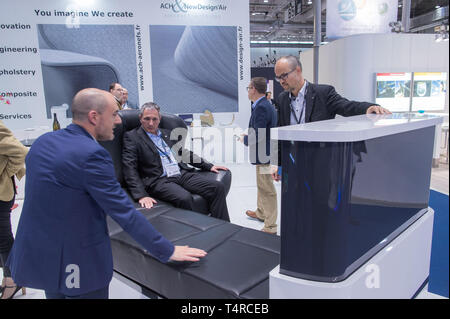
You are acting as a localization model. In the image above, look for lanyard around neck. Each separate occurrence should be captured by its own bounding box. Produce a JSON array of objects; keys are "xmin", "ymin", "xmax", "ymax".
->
[
  {"xmin": 153, "ymin": 136, "xmax": 173, "ymax": 163},
  {"xmin": 290, "ymin": 85, "xmax": 307, "ymax": 124}
]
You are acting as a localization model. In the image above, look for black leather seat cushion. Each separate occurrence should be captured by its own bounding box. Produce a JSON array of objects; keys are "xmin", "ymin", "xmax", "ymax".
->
[{"xmin": 108, "ymin": 202, "xmax": 280, "ymax": 298}]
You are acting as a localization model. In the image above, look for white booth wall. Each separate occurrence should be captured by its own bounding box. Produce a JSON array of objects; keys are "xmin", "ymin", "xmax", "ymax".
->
[
  {"xmin": 301, "ymin": 34, "xmax": 449, "ymax": 167},
  {"xmin": 301, "ymin": 33, "xmax": 449, "ymax": 114},
  {"xmin": 299, "ymin": 34, "xmax": 449, "ymax": 201}
]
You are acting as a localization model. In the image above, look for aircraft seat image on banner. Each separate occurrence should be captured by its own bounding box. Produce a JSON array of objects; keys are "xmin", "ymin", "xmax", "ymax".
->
[
  {"xmin": 149, "ymin": 25, "xmax": 238, "ymax": 114},
  {"xmin": 37, "ymin": 24, "xmax": 138, "ymax": 120}
]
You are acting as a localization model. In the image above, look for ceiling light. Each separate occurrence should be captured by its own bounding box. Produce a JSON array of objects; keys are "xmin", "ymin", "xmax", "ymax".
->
[{"xmin": 435, "ymin": 5, "xmax": 441, "ymax": 9}]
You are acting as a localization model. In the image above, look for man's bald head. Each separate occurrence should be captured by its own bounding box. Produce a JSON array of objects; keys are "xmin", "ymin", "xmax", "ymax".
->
[
  {"xmin": 276, "ymin": 55, "xmax": 302, "ymax": 71},
  {"xmin": 71, "ymin": 88, "xmax": 113, "ymax": 122},
  {"xmin": 275, "ymin": 55, "xmax": 304, "ymax": 95},
  {"xmin": 71, "ymin": 88, "xmax": 121, "ymax": 141}
]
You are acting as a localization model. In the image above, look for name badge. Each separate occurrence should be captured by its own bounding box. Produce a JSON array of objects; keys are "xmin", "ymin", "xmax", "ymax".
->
[{"xmin": 166, "ymin": 162, "xmax": 181, "ymax": 177}]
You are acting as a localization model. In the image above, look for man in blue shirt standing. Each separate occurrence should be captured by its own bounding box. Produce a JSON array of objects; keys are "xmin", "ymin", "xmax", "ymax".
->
[{"xmin": 239, "ymin": 77, "xmax": 278, "ymax": 234}]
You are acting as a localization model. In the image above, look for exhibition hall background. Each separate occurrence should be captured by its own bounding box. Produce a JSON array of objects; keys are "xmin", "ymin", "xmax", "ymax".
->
[
  {"xmin": 0, "ymin": 0, "xmax": 448, "ymax": 300},
  {"xmin": 1, "ymin": 1, "xmax": 448, "ymax": 143}
]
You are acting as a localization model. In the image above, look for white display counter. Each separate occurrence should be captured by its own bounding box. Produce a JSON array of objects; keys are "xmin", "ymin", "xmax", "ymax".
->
[{"xmin": 270, "ymin": 113, "xmax": 443, "ymax": 298}]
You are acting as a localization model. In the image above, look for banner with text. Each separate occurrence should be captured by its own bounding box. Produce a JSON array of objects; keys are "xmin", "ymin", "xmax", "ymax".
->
[{"xmin": 0, "ymin": 0, "xmax": 250, "ymax": 136}]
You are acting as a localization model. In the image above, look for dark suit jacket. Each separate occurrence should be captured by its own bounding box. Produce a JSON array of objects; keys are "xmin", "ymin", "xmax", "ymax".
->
[
  {"xmin": 277, "ymin": 83, "xmax": 373, "ymax": 126},
  {"xmin": 122, "ymin": 126, "xmax": 213, "ymax": 201},
  {"xmin": 276, "ymin": 83, "xmax": 374, "ymax": 165},
  {"xmin": 7, "ymin": 124, "xmax": 174, "ymax": 295},
  {"xmin": 244, "ymin": 97, "xmax": 277, "ymax": 165}
]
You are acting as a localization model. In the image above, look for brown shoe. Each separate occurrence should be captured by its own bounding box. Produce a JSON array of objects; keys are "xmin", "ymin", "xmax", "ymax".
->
[
  {"xmin": 261, "ymin": 228, "xmax": 277, "ymax": 235},
  {"xmin": 246, "ymin": 210, "xmax": 264, "ymax": 222}
]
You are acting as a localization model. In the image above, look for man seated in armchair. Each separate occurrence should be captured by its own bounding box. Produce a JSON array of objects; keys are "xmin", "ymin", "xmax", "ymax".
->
[{"xmin": 122, "ymin": 102, "xmax": 230, "ymax": 221}]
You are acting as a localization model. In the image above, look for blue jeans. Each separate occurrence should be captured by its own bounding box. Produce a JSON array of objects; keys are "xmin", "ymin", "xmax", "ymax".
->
[{"xmin": 45, "ymin": 286, "xmax": 109, "ymax": 299}]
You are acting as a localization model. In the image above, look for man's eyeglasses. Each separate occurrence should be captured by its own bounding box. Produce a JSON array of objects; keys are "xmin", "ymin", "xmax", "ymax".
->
[
  {"xmin": 246, "ymin": 86, "xmax": 254, "ymax": 91},
  {"xmin": 142, "ymin": 116, "xmax": 159, "ymax": 122},
  {"xmin": 275, "ymin": 69, "xmax": 296, "ymax": 82}
]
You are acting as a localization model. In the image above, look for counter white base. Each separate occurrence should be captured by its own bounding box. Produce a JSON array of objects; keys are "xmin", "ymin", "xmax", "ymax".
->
[{"xmin": 269, "ymin": 208, "xmax": 434, "ymax": 299}]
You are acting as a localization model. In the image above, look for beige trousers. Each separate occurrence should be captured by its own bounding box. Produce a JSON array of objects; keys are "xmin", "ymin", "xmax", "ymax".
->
[{"xmin": 255, "ymin": 164, "xmax": 278, "ymax": 232}]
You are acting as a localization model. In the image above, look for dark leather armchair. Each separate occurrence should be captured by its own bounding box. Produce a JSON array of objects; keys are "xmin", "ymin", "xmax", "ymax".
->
[
  {"xmin": 100, "ymin": 109, "xmax": 280, "ymax": 299},
  {"xmin": 100, "ymin": 109, "xmax": 232, "ymax": 215}
]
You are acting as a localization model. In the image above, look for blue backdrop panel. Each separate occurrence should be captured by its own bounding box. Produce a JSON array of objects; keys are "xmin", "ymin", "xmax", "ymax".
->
[
  {"xmin": 149, "ymin": 25, "xmax": 238, "ymax": 114},
  {"xmin": 38, "ymin": 24, "xmax": 138, "ymax": 117},
  {"xmin": 428, "ymin": 190, "xmax": 449, "ymax": 298}
]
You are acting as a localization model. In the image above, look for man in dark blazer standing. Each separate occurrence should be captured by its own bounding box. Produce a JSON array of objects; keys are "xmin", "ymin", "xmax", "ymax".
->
[
  {"xmin": 7, "ymin": 89, "xmax": 206, "ymax": 299},
  {"xmin": 122, "ymin": 103, "xmax": 230, "ymax": 221},
  {"xmin": 240, "ymin": 77, "xmax": 278, "ymax": 234},
  {"xmin": 272, "ymin": 55, "xmax": 391, "ymax": 180}
]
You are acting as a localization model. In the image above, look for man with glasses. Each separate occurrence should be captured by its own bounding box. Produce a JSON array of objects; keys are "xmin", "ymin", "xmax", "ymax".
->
[
  {"xmin": 272, "ymin": 55, "xmax": 391, "ymax": 180},
  {"xmin": 239, "ymin": 78, "xmax": 278, "ymax": 234},
  {"xmin": 121, "ymin": 88, "xmax": 137, "ymax": 110}
]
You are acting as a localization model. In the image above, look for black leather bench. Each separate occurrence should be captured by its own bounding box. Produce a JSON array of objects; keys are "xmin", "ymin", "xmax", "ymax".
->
[{"xmin": 100, "ymin": 110, "xmax": 280, "ymax": 298}]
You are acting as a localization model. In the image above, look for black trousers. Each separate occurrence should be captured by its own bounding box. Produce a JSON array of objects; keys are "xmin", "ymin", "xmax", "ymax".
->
[
  {"xmin": 148, "ymin": 171, "xmax": 230, "ymax": 221},
  {"xmin": 0, "ymin": 196, "xmax": 15, "ymax": 278}
]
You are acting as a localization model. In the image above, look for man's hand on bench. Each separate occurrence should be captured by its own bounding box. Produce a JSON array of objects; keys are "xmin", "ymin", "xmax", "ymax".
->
[
  {"xmin": 210, "ymin": 165, "xmax": 228, "ymax": 173},
  {"xmin": 170, "ymin": 245, "xmax": 207, "ymax": 262},
  {"xmin": 139, "ymin": 196, "xmax": 157, "ymax": 209}
]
